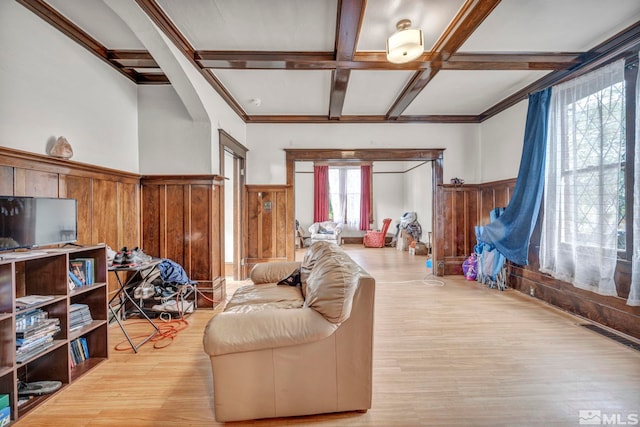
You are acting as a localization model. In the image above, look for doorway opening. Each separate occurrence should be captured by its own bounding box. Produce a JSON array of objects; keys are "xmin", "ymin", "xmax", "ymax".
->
[
  {"xmin": 219, "ymin": 130, "xmax": 247, "ymax": 280},
  {"xmin": 285, "ymin": 149, "xmax": 444, "ymax": 264}
]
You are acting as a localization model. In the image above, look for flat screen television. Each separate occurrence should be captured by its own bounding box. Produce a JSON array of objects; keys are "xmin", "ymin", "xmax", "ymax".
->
[{"xmin": 0, "ymin": 196, "xmax": 78, "ymax": 251}]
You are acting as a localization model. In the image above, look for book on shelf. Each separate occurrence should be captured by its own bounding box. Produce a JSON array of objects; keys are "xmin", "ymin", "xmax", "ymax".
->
[
  {"xmin": 15, "ymin": 308, "xmax": 61, "ymax": 363},
  {"xmin": 15, "ymin": 295, "xmax": 54, "ymax": 309},
  {"xmin": 69, "ymin": 337, "xmax": 90, "ymax": 366},
  {"xmin": 15, "ymin": 308, "xmax": 49, "ymax": 331},
  {"xmin": 69, "ymin": 303, "xmax": 93, "ymax": 331},
  {"xmin": 69, "ymin": 258, "xmax": 95, "ymax": 286}
]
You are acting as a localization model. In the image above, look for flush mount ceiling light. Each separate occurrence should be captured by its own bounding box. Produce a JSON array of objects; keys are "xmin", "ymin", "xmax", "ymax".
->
[{"xmin": 386, "ymin": 19, "xmax": 424, "ymax": 64}]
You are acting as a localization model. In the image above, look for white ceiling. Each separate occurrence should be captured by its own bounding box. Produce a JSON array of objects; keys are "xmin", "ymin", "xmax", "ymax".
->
[{"xmin": 33, "ymin": 0, "xmax": 640, "ymax": 122}]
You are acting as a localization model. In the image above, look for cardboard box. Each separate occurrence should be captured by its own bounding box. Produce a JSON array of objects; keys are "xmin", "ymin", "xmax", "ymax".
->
[{"xmin": 0, "ymin": 394, "xmax": 7, "ymax": 410}]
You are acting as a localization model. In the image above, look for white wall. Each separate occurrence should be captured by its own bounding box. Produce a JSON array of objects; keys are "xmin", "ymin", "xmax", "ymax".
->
[
  {"xmin": 479, "ymin": 99, "xmax": 528, "ymax": 183},
  {"xmin": 138, "ymin": 86, "xmax": 213, "ymax": 174},
  {"xmin": 246, "ymin": 123, "xmax": 480, "ymax": 185},
  {"xmin": 294, "ymin": 161, "xmax": 315, "ymax": 234},
  {"xmin": 372, "ymin": 162, "xmax": 405, "ymax": 236},
  {"xmin": 0, "ymin": 1, "xmax": 139, "ymax": 172},
  {"xmin": 102, "ymin": 0, "xmax": 247, "ymax": 176},
  {"xmin": 224, "ymin": 151, "xmax": 234, "ymax": 263}
]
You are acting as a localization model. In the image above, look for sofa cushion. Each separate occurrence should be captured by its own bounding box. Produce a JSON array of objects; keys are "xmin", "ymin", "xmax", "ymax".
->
[
  {"xmin": 300, "ymin": 241, "xmax": 338, "ymax": 296},
  {"xmin": 250, "ymin": 261, "xmax": 301, "ymax": 285},
  {"xmin": 224, "ymin": 283, "xmax": 304, "ymax": 313},
  {"xmin": 304, "ymin": 249, "xmax": 359, "ymax": 324}
]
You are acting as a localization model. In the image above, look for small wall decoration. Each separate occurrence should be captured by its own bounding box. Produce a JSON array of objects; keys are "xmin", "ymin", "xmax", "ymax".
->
[
  {"xmin": 263, "ymin": 201, "xmax": 272, "ymax": 212},
  {"xmin": 48, "ymin": 136, "xmax": 73, "ymax": 159}
]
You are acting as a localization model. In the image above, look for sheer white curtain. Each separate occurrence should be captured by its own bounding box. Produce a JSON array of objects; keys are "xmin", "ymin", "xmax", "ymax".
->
[
  {"xmin": 540, "ymin": 59, "xmax": 625, "ymax": 297},
  {"xmin": 328, "ymin": 167, "xmax": 361, "ymax": 229},
  {"xmin": 630, "ymin": 53, "xmax": 640, "ymax": 306}
]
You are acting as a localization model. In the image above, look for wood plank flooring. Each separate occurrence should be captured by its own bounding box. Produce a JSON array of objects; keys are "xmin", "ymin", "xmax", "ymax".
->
[{"xmin": 16, "ymin": 245, "xmax": 640, "ymax": 426}]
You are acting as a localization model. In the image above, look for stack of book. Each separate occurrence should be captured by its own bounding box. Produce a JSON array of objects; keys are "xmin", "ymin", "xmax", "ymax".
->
[
  {"xmin": 69, "ymin": 304, "xmax": 93, "ymax": 331},
  {"xmin": 15, "ymin": 309, "xmax": 60, "ymax": 364},
  {"xmin": 69, "ymin": 337, "xmax": 90, "ymax": 367}
]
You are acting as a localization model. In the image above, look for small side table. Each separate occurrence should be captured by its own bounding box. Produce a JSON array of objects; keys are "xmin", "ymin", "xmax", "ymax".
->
[{"xmin": 108, "ymin": 260, "xmax": 161, "ymax": 353}]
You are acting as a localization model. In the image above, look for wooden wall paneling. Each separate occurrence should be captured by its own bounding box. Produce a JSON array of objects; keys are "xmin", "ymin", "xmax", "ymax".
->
[
  {"xmin": 246, "ymin": 189, "xmax": 260, "ymax": 262},
  {"xmin": 211, "ymin": 181, "xmax": 223, "ymax": 280},
  {"xmin": 140, "ymin": 184, "xmax": 162, "ymax": 258},
  {"xmin": 275, "ymin": 190, "xmax": 288, "ymax": 258},
  {"xmin": 61, "ymin": 175, "xmax": 93, "ymax": 245},
  {"xmin": 117, "ymin": 182, "xmax": 140, "ymax": 251},
  {"xmin": 90, "ymin": 180, "xmax": 119, "ymax": 247},
  {"xmin": 189, "ymin": 184, "xmax": 213, "ymax": 282},
  {"xmin": 439, "ymin": 185, "xmax": 479, "ymax": 275},
  {"xmin": 140, "ymin": 176, "xmax": 225, "ymax": 310},
  {"xmin": 511, "ymin": 265, "xmax": 640, "ymax": 339},
  {"xmin": 91, "ymin": 180, "xmax": 120, "ymax": 298},
  {"xmin": 261, "ymin": 191, "xmax": 273, "ymax": 259},
  {"xmin": 244, "ymin": 185, "xmax": 290, "ymax": 275},
  {"xmin": 165, "ymin": 184, "xmax": 186, "ymax": 266},
  {"xmin": 0, "ymin": 147, "xmax": 143, "ymax": 302},
  {"xmin": 0, "ymin": 166, "xmax": 13, "ymax": 195},
  {"xmin": 13, "ymin": 168, "xmax": 59, "ymax": 197}
]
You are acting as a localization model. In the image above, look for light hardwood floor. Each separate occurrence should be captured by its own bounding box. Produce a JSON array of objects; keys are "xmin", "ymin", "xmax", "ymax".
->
[{"xmin": 17, "ymin": 245, "xmax": 640, "ymax": 426}]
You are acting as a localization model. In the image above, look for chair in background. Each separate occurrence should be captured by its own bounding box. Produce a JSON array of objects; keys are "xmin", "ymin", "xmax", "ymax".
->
[
  {"xmin": 363, "ymin": 218, "xmax": 392, "ymax": 248},
  {"xmin": 309, "ymin": 221, "xmax": 344, "ymax": 245}
]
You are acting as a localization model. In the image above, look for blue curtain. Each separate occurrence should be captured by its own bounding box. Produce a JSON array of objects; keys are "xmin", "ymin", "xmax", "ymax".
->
[{"xmin": 479, "ymin": 88, "xmax": 551, "ymax": 266}]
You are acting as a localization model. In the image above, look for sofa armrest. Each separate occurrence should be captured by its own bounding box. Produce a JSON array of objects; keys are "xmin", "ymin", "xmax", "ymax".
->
[
  {"xmin": 249, "ymin": 261, "xmax": 301, "ymax": 284},
  {"xmin": 203, "ymin": 308, "xmax": 338, "ymax": 356}
]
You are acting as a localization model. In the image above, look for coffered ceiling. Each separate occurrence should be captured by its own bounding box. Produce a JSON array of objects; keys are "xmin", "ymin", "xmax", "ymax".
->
[{"xmin": 16, "ymin": 0, "xmax": 640, "ymax": 124}]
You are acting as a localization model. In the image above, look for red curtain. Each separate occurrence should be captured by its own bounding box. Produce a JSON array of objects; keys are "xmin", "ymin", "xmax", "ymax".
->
[
  {"xmin": 360, "ymin": 164, "xmax": 371, "ymax": 230},
  {"xmin": 314, "ymin": 165, "xmax": 329, "ymax": 222}
]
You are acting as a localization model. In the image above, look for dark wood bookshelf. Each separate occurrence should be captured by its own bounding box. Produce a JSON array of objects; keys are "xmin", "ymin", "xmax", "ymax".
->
[{"xmin": 0, "ymin": 245, "xmax": 108, "ymax": 424}]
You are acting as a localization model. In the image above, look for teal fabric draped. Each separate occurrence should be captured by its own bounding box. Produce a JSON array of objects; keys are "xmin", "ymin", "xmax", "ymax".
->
[{"xmin": 479, "ymin": 88, "xmax": 551, "ymax": 266}]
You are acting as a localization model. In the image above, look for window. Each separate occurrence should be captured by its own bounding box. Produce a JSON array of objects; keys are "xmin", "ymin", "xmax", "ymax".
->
[
  {"xmin": 540, "ymin": 59, "xmax": 626, "ymax": 296},
  {"xmin": 328, "ymin": 167, "xmax": 361, "ymax": 229},
  {"xmin": 560, "ymin": 78, "xmax": 626, "ymax": 250}
]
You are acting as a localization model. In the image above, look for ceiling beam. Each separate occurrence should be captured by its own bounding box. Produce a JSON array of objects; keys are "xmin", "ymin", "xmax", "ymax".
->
[
  {"xmin": 433, "ymin": 0, "xmax": 502, "ymax": 61},
  {"xmin": 329, "ymin": 0, "xmax": 366, "ymax": 119},
  {"xmin": 284, "ymin": 148, "xmax": 444, "ymax": 162},
  {"xmin": 15, "ymin": 0, "xmax": 137, "ymax": 83},
  {"xmin": 108, "ymin": 50, "xmax": 160, "ymax": 68},
  {"xmin": 197, "ymin": 51, "xmax": 577, "ymax": 71},
  {"xmin": 328, "ymin": 0, "xmax": 366, "ymax": 119},
  {"xmin": 386, "ymin": 0, "xmax": 501, "ymax": 119},
  {"xmin": 135, "ymin": 0, "xmax": 246, "ymax": 119},
  {"xmin": 443, "ymin": 52, "xmax": 581, "ymax": 70},
  {"xmin": 246, "ymin": 114, "xmax": 479, "ymax": 124}
]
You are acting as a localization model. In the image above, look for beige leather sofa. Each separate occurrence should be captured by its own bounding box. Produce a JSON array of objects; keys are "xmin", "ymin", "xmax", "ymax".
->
[{"xmin": 203, "ymin": 241, "xmax": 375, "ymax": 422}]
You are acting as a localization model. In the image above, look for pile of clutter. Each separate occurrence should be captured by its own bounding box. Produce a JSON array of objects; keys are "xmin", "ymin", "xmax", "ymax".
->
[{"xmin": 130, "ymin": 258, "xmax": 197, "ymax": 317}]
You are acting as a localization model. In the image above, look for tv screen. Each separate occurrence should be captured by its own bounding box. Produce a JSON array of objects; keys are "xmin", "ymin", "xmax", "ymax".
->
[{"xmin": 0, "ymin": 197, "xmax": 78, "ymax": 251}]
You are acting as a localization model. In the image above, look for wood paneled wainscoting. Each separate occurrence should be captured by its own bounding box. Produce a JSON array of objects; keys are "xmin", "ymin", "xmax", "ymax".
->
[
  {"xmin": 244, "ymin": 185, "xmax": 293, "ymax": 277},
  {"xmin": 436, "ymin": 179, "xmax": 515, "ymax": 275},
  {"xmin": 140, "ymin": 175, "xmax": 225, "ymax": 309},
  {"xmin": 0, "ymin": 147, "xmax": 140, "ymax": 301},
  {"xmin": 474, "ymin": 178, "xmax": 640, "ymax": 340}
]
